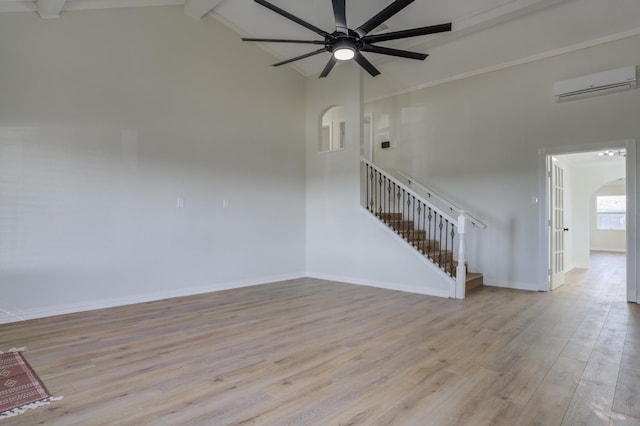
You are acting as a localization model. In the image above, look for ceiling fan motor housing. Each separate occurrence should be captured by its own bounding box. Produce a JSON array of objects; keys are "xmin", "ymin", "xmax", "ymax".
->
[{"xmin": 328, "ymin": 31, "xmax": 363, "ymax": 58}]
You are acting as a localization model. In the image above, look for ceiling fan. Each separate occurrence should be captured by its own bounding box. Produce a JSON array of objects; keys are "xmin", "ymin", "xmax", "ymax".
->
[{"xmin": 242, "ymin": 0, "xmax": 452, "ymax": 78}]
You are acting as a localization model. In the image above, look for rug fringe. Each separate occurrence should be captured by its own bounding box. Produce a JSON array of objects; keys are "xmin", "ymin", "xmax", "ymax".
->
[
  {"xmin": 0, "ymin": 396, "xmax": 63, "ymax": 419},
  {"xmin": 0, "ymin": 347, "xmax": 26, "ymax": 353}
]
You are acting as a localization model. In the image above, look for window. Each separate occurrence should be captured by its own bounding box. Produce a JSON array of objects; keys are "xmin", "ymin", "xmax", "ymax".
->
[{"xmin": 596, "ymin": 195, "xmax": 626, "ymax": 230}]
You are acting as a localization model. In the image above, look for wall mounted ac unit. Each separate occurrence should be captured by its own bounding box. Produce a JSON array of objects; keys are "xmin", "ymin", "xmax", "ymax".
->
[{"xmin": 554, "ymin": 66, "xmax": 637, "ymax": 103}]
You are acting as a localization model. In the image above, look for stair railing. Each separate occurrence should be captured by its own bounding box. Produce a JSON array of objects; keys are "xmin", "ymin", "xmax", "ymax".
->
[
  {"xmin": 393, "ymin": 170, "xmax": 487, "ymax": 230},
  {"xmin": 361, "ymin": 158, "xmax": 474, "ymax": 299}
]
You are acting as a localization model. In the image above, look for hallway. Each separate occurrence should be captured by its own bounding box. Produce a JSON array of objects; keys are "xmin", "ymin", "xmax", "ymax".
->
[{"xmin": 539, "ymin": 251, "xmax": 638, "ymax": 425}]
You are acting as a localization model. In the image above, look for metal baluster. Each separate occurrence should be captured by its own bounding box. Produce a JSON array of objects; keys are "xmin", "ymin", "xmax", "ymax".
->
[
  {"xmin": 372, "ymin": 169, "xmax": 376, "ymax": 214},
  {"xmin": 422, "ymin": 201, "xmax": 426, "ymax": 254},
  {"xmin": 378, "ymin": 172, "xmax": 383, "ymax": 215},
  {"xmin": 404, "ymin": 194, "xmax": 411, "ymax": 238},
  {"xmin": 416, "ymin": 202, "xmax": 422, "ymax": 253},
  {"xmin": 427, "ymin": 208, "xmax": 433, "ymax": 257},
  {"xmin": 402, "ymin": 190, "xmax": 405, "ymax": 234},
  {"xmin": 382, "ymin": 176, "xmax": 386, "ymax": 217},
  {"xmin": 445, "ymin": 218, "xmax": 449, "ymax": 273},
  {"xmin": 438, "ymin": 215, "xmax": 444, "ymax": 269},
  {"xmin": 450, "ymin": 222, "xmax": 456, "ymax": 276},
  {"xmin": 369, "ymin": 167, "xmax": 374, "ymax": 212},
  {"xmin": 411, "ymin": 196, "xmax": 416, "ymax": 242},
  {"xmin": 369, "ymin": 167, "xmax": 376, "ymax": 214},
  {"xmin": 387, "ymin": 179, "xmax": 391, "ymax": 219},
  {"xmin": 366, "ymin": 164, "xmax": 370, "ymax": 212},
  {"xmin": 392, "ymin": 183, "xmax": 396, "ymax": 215}
]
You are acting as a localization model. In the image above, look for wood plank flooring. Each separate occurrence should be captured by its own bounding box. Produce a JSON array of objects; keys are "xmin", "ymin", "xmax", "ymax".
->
[{"xmin": 0, "ymin": 252, "xmax": 637, "ymax": 425}]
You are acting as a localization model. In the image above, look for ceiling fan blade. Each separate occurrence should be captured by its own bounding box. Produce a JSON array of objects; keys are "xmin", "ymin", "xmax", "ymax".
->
[
  {"xmin": 355, "ymin": 0, "xmax": 414, "ymax": 37},
  {"xmin": 272, "ymin": 48, "xmax": 328, "ymax": 67},
  {"xmin": 332, "ymin": 0, "xmax": 347, "ymax": 33},
  {"xmin": 363, "ymin": 23, "xmax": 452, "ymax": 43},
  {"xmin": 242, "ymin": 38, "xmax": 325, "ymax": 45},
  {"xmin": 254, "ymin": 0, "xmax": 329, "ymax": 38},
  {"xmin": 354, "ymin": 52, "xmax": 381, "ymax": 77},
  {"xmin": 362, "ymin": 45, "xmax": 428, "ymax": 60},
  {"xmin": 319, "ymin": 56, "xmax": 338, "ymax": 78}
]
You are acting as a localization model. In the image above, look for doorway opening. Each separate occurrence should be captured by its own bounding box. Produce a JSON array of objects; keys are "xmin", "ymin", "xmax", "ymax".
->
[{"xmin": 539, "ymin": 140, "xmax": 637, "ymax": 303}]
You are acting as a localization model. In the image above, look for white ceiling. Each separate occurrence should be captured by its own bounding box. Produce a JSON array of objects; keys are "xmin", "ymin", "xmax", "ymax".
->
[
  {"xmin": 2, "ymin": 0, "xmax": 640, "ymax": 96},
  {"xmin": 214, "ymin": 0, "xmax": 511, "ymax": 75}
]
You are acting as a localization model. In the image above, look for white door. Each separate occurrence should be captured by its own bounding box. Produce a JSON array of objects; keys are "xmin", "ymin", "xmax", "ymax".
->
[{"xmin": 550, "ymin": 159, "xmax": 566, "ymax": 289}]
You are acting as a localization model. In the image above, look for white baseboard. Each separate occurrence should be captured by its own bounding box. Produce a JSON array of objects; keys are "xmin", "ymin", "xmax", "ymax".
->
[
  {"xmin": 0, "ymin": 307, "xmax": 24, "ymax": 324},
  {"xmin": 590, "ymin": 248, "xmax": 626, "ymax": 253},
  {"xmin": 306, "ymin": 271, "xmax": 451, "ymax": 299},
  {"xmin": 1, "ymin": 272, "xmax": 306, "ymax": 324},
  {"xmin": 572, "ymin": 263, "xmax": 590, "ymax": 269}
]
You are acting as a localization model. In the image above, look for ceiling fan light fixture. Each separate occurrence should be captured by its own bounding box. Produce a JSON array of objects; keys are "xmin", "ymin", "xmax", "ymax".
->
[{"xmin": 334, "ymin": 46, "xmax": 355, "ymax": 60}]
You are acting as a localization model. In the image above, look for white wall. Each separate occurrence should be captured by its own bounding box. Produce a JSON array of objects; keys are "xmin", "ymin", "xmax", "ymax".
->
[
  {"xmin": 305, "ymin": 63, "xmax": 451, "ymax": 297},
  {"xmin": 0, "ymin": 7, "xmax": 307, "ymax": 322},
  {"xmin": 591, "ymin": 180, "xmax": 626, "ymax": 253},
  {"xmin": 365, "ymin": 34, "xmax": 640, "ymax": 293}
]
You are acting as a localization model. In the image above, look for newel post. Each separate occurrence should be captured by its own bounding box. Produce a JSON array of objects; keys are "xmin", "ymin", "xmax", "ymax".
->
[{"xmin": 456, "ymin": 211, "xmax": 467, "ymax": 299}]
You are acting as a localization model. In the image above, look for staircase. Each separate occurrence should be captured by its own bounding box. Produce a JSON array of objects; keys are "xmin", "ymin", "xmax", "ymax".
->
[
  {"xmin": 376, "ymin": 212, "xmax": 483, "ymax": 294},
  {"xmin": 361, "ymin": 159, "xmax": 485, "ymax": 298}
]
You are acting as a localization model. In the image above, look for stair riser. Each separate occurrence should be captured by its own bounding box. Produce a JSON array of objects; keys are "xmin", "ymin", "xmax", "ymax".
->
[
  {"xmin": 387, "ymin": 221, "xmax": 414, "ymax": 230},
  {"xmin": 400, "ymin": 231, "xmax": 427, "ymax": 242},
  {"xmin": 430, "ymin": 253, "xmax": 454, "ymax": 264},
  {"xmin": 375, "ymin": 210, "xmax": 483, "ymax": 293},
  {"xmin": 413, "ymin": 240, "xmax": 440, "ymax": 252},
  {"xmin": 377, "ymin": 213, "xmax": 402, "ymax": 220},
  {"xmin": 466, "ymin": 275, "xmax": 484, "ymax": 293}
]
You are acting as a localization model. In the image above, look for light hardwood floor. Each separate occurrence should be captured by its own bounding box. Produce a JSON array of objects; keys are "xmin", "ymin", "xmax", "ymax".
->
[{"xmin": 1, "ymin": 252, "xmax": 638, "ymax": 425}]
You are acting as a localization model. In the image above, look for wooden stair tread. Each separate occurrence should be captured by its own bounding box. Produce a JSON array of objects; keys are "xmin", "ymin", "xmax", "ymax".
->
[{"xmin": 376, "ymin": 210, "xmax": 484, "ymax": 295}]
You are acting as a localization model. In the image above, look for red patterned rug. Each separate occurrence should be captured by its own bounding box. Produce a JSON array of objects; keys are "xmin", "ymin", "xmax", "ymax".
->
[{"xmin": 0, "ymin": 350, "xmax": 62, "ymax": 419}]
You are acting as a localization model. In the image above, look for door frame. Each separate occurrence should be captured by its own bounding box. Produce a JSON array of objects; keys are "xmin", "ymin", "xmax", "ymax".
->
[{"xmin": 538, "ymin": 139, "xmax": 637, "ymax": 302}]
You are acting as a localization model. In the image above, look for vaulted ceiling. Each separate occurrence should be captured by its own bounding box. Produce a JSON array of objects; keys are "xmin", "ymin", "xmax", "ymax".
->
[{"xmin": 2, "ymin": 0, "xmax": 640, "ymax": 97}]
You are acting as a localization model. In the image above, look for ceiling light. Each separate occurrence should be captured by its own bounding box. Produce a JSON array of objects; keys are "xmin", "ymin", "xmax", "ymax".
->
[{"xmin": 334, "ymin": 47, "xmax": 355, "ymax": 61}]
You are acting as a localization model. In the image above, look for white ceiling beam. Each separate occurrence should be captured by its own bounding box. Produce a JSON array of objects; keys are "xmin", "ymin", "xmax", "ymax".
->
[
  {"xmin": 37, "ymin": 0, "xmax": 66, "ymax": 18},
  {"xmin": 365, "ymin": 0, "xmax": 568, "ymax": 71},
  {"xmin": 184, "ymin": 0, "xmax": 222, "ymax": 20},
  {"xmin": 413, "ymin": 0, "xmax": 568, "ymax": 51},
  {"xmin": 63, "ymin": 0, "xmax": 183, "ymax": 13}
]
